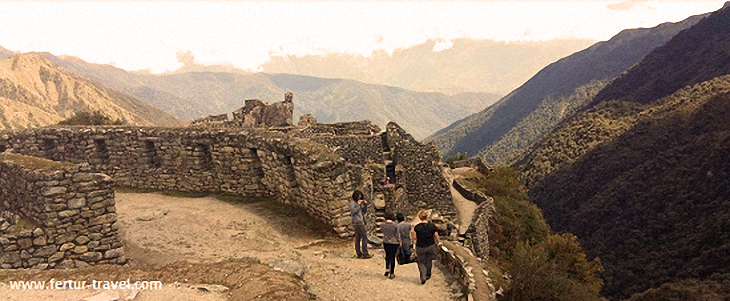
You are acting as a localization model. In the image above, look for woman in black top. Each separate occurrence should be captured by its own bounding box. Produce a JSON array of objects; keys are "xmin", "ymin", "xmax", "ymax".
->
[{"xmin": 410, "ymin": 209, "xmax": 440, "ymax": 284}]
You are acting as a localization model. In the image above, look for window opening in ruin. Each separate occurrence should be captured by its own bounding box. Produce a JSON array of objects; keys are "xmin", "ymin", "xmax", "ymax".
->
[
  {"xmin": 94, "ymin": 139, "xmax": 109, "ymax": 161},
  {"xmin": 196, "ymin": 143, "xmax": 213, "ymax": 171},
  {"xmin": 145, "ymin": 140, "xmax": 161, "ymax": 168},
  {"xmin": 285, "ymin": 156, "xmax": 298, "ymax": 188},
  {"xmin": 249, "ymin": 148, "xmax": 265, "ymax": 177},
  {"xmin": 381, "ymin": 132, "xmax": 390, "ymax": 152},
  {"xmin": 386, "ymin": 163, "xmax": 397, "ymax": 184},
  {"xmin": 0, "ymin": 144, "xmax": 6, "ymax": 153},
  {"xmin": 42, "ymin": 138, "xmax": 61, "ymax": 161}
]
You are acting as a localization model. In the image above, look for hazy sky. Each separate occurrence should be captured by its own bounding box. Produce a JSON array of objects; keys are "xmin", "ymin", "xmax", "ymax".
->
[{"xmin": 0, "ymin": 1, "xmax": 726, "ymax": 73}]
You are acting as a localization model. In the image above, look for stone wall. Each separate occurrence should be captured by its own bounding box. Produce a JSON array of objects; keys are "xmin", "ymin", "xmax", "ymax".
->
[
  {"xmin": 452, "ymin": 157, "xmax": 493, "ymax": 177},
  {"xmin": 0, "ymin": 119, "xmax": 456, "ymax": 241},
  {"xmin": 438, "ymin": 241, "xmax": 497, "ymax": 301},
  {"xmin": 0, "ymin": 155, "xmax": 125, "ymax": 269},
  {"xmin": 391, "ymin": 139, "xmax": 454, "ymax": 218},
  {"xmin": 232, "ymin": 92, "xmax": 294, "ymax": 128},
  {"xmin": 453, "ymin": 178, "xmax": 492, "ymax": 206},
  {"xmin": 363, "ymin": 122, "xmax": 456, "ymax": 219},
  {"xmin": 0, "ymin": 126, "xmax": 368, "ymax": 239},
  {"xmin": 309, "ymin": 135, "xmax": 383, "ymax": 166},
  {"xmin": 296, "ymin": 121, "xmax": 381, "ymax": 137},
  {"xmin": 454, "ymin": 178, "xmax": 498, "ymax": 261}
]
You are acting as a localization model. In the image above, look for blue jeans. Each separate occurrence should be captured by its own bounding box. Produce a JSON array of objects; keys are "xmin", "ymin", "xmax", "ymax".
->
[{"xmin": 354, "ymin": 224, "xmax": 369, "ymax": 257}]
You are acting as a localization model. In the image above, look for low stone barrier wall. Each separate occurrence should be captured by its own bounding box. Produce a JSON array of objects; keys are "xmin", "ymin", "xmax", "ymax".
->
[
  {"xmin": 453, "ymin": 178, "xmax": 496, "ymax": 261},
  {"xmin": 453, "ymin": 178, "xmax": 492, "ymax": 205},
  {"xmin": 451, "ymin": 158, "xmax": 493, "ymax": 176},
  {"xmin": 0, "ymin": 155, "xmax": 125, "ymax": 270},
  {"xmin": 438, "ymin": 241, "xmax": 496, "ymax": 301}
]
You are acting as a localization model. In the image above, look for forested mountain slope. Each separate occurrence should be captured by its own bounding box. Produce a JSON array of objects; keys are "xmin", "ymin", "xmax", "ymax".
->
[{"xmin": 517, "ymin": 4, "xmax": 730, "ymax": 299}]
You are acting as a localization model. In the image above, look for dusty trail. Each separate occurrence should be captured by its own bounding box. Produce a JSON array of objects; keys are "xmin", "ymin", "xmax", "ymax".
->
[
  {"xmin": 443, "ymin": 167, "xmax": 479, "ymax": 234},
  {"xmin": 1, "ymin": 192, "xmax": 457, "ymax": 300},
  {"xmin": 115, "ymin": 192, "xmax": 456, "ymax": 301}
]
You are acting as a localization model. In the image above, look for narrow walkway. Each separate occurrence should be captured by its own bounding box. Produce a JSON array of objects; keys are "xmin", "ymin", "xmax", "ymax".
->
[{"xmin": 442, "ymin": 167, "xmax": 479, "ymax": 235}]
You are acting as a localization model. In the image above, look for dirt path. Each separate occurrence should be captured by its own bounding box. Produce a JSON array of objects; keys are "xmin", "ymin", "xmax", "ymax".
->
[
  {"xmin": 443, "ymin": 167, "xmax": 478, "ymax": 234},
  {"xmin": 115, "ymin": 192, "xmax": 456, "ymax": 301},
  {"xmin": 1, "ymin": 192, "xmax": 457, "ymax": 300}
]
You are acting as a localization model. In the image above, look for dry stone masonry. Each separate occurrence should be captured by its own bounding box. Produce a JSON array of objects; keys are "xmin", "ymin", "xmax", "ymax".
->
[
  {"xmin": 0, "ymin": 155, "xmax": 125, "ymax": 270},
  {"xmin": 0, "ymin": 92, "xmax": 461, "ymax": 269}
]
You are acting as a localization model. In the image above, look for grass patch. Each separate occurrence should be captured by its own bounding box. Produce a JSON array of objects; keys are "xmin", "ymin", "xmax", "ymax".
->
[
  {"xmin": 0, "ymin": 153, "xmax": 73, "ymax": 172},
  {"xmin": 483, "ymin": 259, "xmax": 509, "ymax": 290},
  {"xmin": 8, "ymin": 216, "xmax": 41, "ymax": 236}
]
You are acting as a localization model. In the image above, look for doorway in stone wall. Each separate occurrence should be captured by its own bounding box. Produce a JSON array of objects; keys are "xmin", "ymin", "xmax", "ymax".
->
[
  {"xmin": 285, "ymin": 156, "xmax": 298, "ymax": 188},
  {"xmin": 94, "ymin": 139, "xmax": 109, "ymax": 162},
  {"xmin": 195, "ymin": 143, "xmax": 213, "ymax": 171},
  {"xmin": 144, "ymin": 140, "xmax": 161, "ymax": 168},
  {"xmin": 248, "ymin": 148, "xmax": 265, "ymax": 177}
]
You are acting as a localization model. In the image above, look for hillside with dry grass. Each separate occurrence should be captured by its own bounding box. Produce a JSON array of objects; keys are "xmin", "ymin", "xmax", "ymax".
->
[{"xmin": 0, "ymin": 53, "xmax": 176, "ymax": 130}]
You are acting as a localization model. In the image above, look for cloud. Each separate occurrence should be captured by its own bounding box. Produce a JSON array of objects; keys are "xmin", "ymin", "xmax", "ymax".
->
[
  {"xmin": 607, "ymin": 0, "xmax": 648, "ymax": 12},
  {"xmin": 176, "ymin": 50, "xmax": 195, "ymax": 66}
]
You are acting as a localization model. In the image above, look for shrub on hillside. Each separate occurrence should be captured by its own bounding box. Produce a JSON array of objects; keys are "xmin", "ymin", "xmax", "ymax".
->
[
  {"xmin": 57, "ymin": 111, "xmax": 124, "ymax": 126},
  {"xmin": 505, "ymin": 233, "xmax": 604, "ymax": 301},
  {"xmin": 466, "ymin": 166, "xmax": 603, "ymax": 300},
  {"xmin": 446, "ymin": 152, "xmax": 469, "ymax": 168}
]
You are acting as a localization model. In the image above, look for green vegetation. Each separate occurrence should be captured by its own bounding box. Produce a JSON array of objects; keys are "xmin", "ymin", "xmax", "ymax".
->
[
  {"xmin": 628, "ymin": 279, "xmax": 730, "ymax": 301},
  {"xmin": 445, "ymin": 152, "xmax": 468, "ymax": 167},
  {"xmin": 57, "ymin": 110, "xmax": 124, "ymax": 126},
  {"xmin": 0, "ymin": 152, "xmax": 72, "ymax": 171},
  {"xmin": 507, "ymin": 234, "xmax": 603, "ymax": 301},
  {"xmin": 8, "ymin": 216, "xmax": 41, "ymax": 236},
  {"xmin": 517, "ymin": 5, "xmax": 730, "ymax": 298},
  {"xmin": 465, "ymin": 166, "xmax": 603, "ymax": 300}
]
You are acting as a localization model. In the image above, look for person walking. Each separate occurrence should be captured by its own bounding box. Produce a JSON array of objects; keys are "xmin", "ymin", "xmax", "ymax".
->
[
  {"xmin": 396, "ymin": 213, "xmax": 413, "ymax": 263},
  {"xmin": 349, "ymin": 190, "xmax": 372, "ymax": 259},
  {"xmin": 411, "ymin": 209, "xmax": 440, "ymax": 284},
  {"xmin": 381, "ymin": 212, "xmax": 399, "ymax": 279}
]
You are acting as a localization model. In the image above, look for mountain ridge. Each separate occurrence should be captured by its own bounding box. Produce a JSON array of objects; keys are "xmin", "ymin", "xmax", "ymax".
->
[
  {"xmin": 0, "ymin": 53, "xmax": 176, "ymax": 130},
  {"xmin": 31, "ymin": 52, "xmax": 500, "ymax": 139},
  {"xmin": 517, "ymin": 4, "xmax": 730, "ymax": 298},
  {"xmin": 428, "ymin": 12, "xmax": 707, "ymax": 164}
]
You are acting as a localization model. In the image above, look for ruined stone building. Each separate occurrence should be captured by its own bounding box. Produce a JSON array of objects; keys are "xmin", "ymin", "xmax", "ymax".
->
[{"xmin": 0, "ymin": 92, "xmax": 456, "ymax": 269}]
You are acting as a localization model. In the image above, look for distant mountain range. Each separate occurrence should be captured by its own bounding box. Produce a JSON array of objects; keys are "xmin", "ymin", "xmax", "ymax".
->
[
  {"xmin": 35, "ymin": 53, "xmax": 500, "ymax": 139},
  {"xmin": 260, "ymin": 38, "xmax": 594, "ymax": 96},
  {"xmin": 516, "ymin": 3, "xmax": 730, "ymax": 299},
  {"xmin": 427, "ymin": 12, "xmax": 707, "ymax": 164},
  {"xmin": 0, "ymin": 53, "xmax": 176, "ymax": 130}
]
